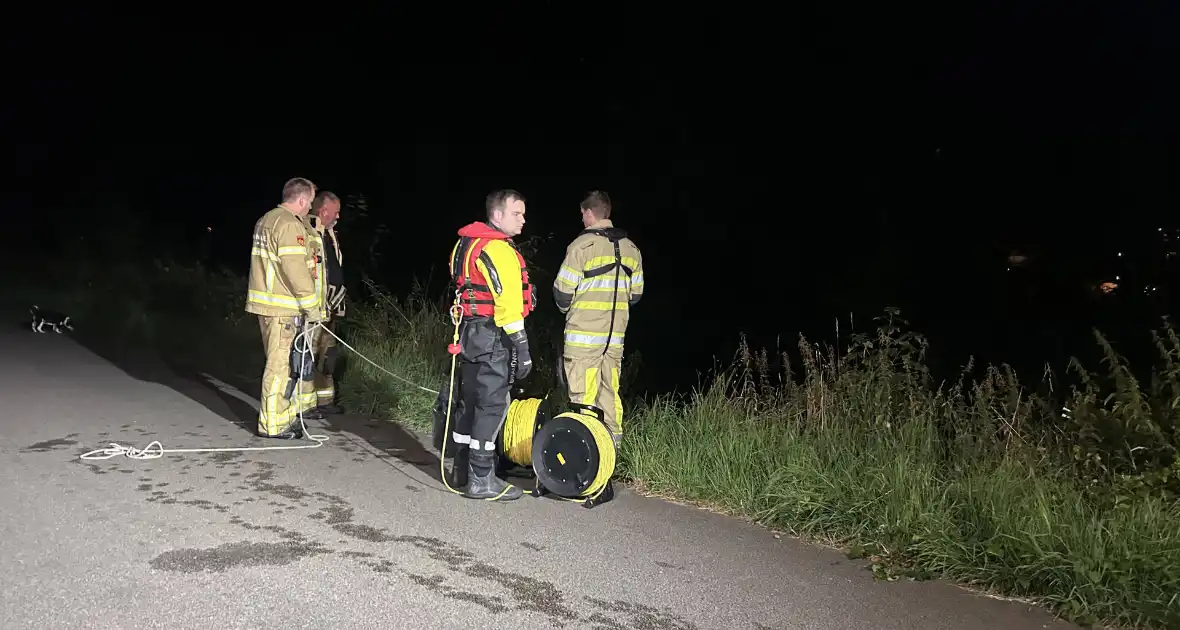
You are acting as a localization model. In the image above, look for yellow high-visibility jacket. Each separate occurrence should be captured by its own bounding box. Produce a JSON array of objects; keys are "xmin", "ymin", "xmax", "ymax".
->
[
  {"xmin": 449, "ymin": 221, "xmax": 534, "ymax": 335},
  {"xmin": 245, "ymin": 206, "xmax": 326, "ymax": 320},
  {"xmin": 552, "ymin": 219, "xmax": 645, "ymax": 356}
]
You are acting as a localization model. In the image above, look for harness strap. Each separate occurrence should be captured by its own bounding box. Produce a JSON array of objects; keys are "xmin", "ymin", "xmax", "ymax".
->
[
  {"xmin": 578, "ymin": 227, "xmax": 631, "ymax": 357},
  {"xmin": 452, "ymin": 235, "xmax": 535, "ymax": 314},
  {"xmin": 580, "ymin": 228, "xmax": 633, "ymax": 279}
]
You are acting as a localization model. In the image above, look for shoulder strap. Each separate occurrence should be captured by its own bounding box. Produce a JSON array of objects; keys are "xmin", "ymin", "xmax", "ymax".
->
[
  {"xmin": 579, "ymin": 227, "xmax": 628, "ymax": 242},
  {"xmin": 579, "ymin": 228, "xmax": 633, "ymax": 279}
]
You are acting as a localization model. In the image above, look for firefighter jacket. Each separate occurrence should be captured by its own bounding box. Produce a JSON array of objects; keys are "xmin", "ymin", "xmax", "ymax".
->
[
  {"xmin": 552, "ymin": 219, "xmax": 645, "ymax": 355},
  {"xmin": 310, "ymin": 215, "xmax": 346, "ymax": 318},
  {"xmin": 449, "ymin": 221, "xmax": 536, "ymax": 335},
  {"xmin": 245, "ymin": 205, "xmax": 327, "ymax": 321}
]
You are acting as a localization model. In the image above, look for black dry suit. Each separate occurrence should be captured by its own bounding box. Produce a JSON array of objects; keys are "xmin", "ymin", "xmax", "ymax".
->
[
  {"xmin": 431, "ymin": 221, "xmax": 533, "ymax": 501},
  {"xmin": 431, "ymin": 321, "xmax": 520, "ymax": 483}
]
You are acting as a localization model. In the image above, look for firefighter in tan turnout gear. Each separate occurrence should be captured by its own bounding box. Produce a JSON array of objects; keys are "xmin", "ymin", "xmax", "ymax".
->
[
  {"xmin": 553, "ymin": 191, "xmax": 645, "ymax": 449},
  {"xmin": 245, "ymin": 177, "xmax": 328, "ymax": 439},
  {"xmin": 309, "ymin": 191, "xmax": 346, "ymax": 414}
]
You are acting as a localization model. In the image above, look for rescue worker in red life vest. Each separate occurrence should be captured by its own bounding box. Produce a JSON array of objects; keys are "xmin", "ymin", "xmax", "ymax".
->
[
  {"xmin": 553, "ymin": 190, "xmax": 645, "ymax": 449},
  {"xmin": 448, "ymin": 189, "xmax": 537, "ymax": 501}
]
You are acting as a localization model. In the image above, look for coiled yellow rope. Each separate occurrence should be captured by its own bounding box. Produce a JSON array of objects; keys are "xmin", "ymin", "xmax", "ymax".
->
[
  {"xmin": 501, "ymin": 404, "xmax": 616, "ymax": 502},
  {"xmin": 562, "ymin": 410, "xmax": 617, "ymax": 501},
  {"xmin": 440, "ymin": 292, "xmax": 616, "ymax": 503},
  {"xmin": 502, "ymin": 397, "xmax": 542, "ymax": 467}
]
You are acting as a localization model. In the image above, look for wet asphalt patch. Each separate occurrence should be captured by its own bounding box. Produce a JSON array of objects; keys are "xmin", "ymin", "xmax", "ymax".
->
[{"xmin": 59, "ymin": 435, "xmax": 701, "ymax": 630}]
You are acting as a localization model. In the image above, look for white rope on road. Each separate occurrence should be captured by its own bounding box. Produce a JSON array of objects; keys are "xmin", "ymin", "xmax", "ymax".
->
[
  {"xmin": 77, "ymin": 433, "xmax": 328, "ymax": 460},
  {"xmin": 78, "ymin": 319, "xmax": 439, "ymax": 461}
]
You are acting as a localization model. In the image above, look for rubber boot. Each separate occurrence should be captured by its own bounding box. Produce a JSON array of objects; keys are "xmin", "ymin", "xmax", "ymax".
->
[
  {"xmin": 463, "ymin": 450, "xmax": 523, "ymax": 501},
  {"xmin": 317, "ymin": 401, "xmax": 345, "ymax": 415},
  {"xmin": 447, "ymin": 446, "xmax": 470, "ymax": 490},
  {"xmin": 299, "ymin": 407, "xmax": 326, "ymax": 421},
  {"xmin": 261, "ymin": 427, "xmax": 304, "ymax": 440}
]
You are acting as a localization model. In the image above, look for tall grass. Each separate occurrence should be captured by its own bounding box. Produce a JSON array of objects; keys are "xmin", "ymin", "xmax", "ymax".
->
[
  {"xmin": 623, "ymin": 313, "xmax": 1180, "ymax": 629},
  {"xmin": 330, "ymin": 278, "xmax": 451, "ymax": 430},
  {"xmin": 20, "ymin": 260, "xmax": 1180, "ymax": 629}
]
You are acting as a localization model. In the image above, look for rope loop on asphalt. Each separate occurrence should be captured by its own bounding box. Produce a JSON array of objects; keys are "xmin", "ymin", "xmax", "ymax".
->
[{"xmin": 77, "ymin": 321, "xmax": 437, "ymax": 461}]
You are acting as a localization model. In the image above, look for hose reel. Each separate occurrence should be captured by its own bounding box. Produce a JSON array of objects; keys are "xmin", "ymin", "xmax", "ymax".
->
[{"xmin": 432, "ymin": 391, "xmax": 617, "ymax": 508}]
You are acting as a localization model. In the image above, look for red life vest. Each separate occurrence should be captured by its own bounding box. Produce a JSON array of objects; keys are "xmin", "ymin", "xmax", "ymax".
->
[{"xmin": 450, "ymin": 222, "xmax": 535, "ymax": 319}]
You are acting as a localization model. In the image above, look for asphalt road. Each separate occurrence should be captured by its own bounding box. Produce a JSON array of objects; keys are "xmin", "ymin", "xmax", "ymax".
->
[{"xmin": 0, "ymin": 319, "xmax": 1081, "ymax": 630}]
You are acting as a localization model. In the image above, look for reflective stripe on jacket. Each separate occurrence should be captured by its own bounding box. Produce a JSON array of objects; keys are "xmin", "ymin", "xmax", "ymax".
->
[
  {"xmin": 552, "ymin": 219, "xmax": 644, "ymax": 354},
  {"xmin": 310, "ymin": 216, "xmax": 343, "ymax": 283},
  {"xmin": 245, "ymin": 206, "xmax": 326, "ymax": 318},
  {"xmin": 311, "ymin": 216, "xmax": 345, "ymax": 317},
  {"xmin": 449, "ymin": 221, "xmax": 535, "ymax": 334}
]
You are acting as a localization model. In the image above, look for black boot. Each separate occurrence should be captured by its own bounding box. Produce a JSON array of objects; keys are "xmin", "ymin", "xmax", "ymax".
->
[
  {"xmin": 463, "ymin": 450, "xmax": 522, "ymax": 501},
  {"xmin": 260, "ymin": 426, "xmax": 304, "ymax": 440},
  {"xmin": 447, "ymin": 446, "xmax": 470, "ymax": 490},
  {"xmin": 299, "ymin": 407, "xmax": 326, "ymax": 421}
]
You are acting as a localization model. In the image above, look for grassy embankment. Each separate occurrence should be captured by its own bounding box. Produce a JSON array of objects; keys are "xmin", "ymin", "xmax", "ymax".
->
[{"xmin": 26, "ymin": 257, "xmax": 1180, "ymax": 629}]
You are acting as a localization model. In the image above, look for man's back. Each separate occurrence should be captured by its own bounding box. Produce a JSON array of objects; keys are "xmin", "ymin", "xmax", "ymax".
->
[
  {"xmin": 253, "ymin": 207, "xmax": 302, "ymax": 251},
  {"xmin": 246, "ymin": 207, "xmax": 319, "ymax": 317},
  {"xmin": 558, "ymin": 221, "xmax": 645, "ymax": 349}
]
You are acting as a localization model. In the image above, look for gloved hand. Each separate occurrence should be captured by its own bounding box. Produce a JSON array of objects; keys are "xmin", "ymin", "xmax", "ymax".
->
[{"xmin": 506, "ymin": 329, "xmax": 532, "ymax": 381}]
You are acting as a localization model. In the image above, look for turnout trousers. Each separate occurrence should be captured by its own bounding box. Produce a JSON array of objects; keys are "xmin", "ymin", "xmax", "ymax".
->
[
  {"xmin": 456, "ymin": 316, "xmax": 513, "ymax": 453},
  {"xmin": 312, "ymin": 317, "xmax": 339, "ymax": 407},
  {"xmin": 563, "ymin": 349, "xmax": 624, "ymax": 441},
  {"xmin": 257, "ymin": 315, "xmax": 317, "ymax": 437}
]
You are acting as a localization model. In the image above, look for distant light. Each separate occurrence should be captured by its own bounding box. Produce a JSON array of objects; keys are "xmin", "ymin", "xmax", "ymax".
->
[
  {"xmin": 206, "ymin": 226, "xmax": 213, "ymax": 232},
  {"xmin": 1118, "ymin": 252, "xmax": 1122, "ymax": 257},
  {"xmin": 1116, "ymin": 275, "xmax": 1121, "ymax": 280}
]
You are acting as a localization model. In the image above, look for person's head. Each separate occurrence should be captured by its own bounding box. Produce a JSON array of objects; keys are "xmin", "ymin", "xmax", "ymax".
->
[
  {"xmin": 281, "ymin": 177, "xmax": 317, "ymax": 215},
  {"xmin": 579, "ymin": 190, "xmax": 612, "ymax": 228},
  {"xmin": 486, "ymin": 189, "xmax": 527, "ymax": 237},
  {"xmin": 311, "ymin": 191, "xmax": 342, "ymax": 228}
]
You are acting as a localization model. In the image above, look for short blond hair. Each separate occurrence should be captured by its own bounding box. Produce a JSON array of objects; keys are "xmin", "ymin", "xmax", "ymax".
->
[{"xmin": 282, "ymin": 177, "xmax": 316, "ymax": 203}]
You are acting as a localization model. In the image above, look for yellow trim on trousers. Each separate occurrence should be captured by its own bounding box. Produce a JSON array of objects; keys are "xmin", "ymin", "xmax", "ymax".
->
[
  {"xmin": 257, "ymin": 315, "xmax": 317, "ymax": 436},
  {"xmin": 562, "ymin": 353, "xmax": 624, "ymax": 436}
]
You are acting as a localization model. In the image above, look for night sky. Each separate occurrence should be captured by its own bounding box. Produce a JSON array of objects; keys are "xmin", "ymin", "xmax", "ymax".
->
[{"xmin": 7, "ymin": 4, "xmax": 1180, "ymax": 393}]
